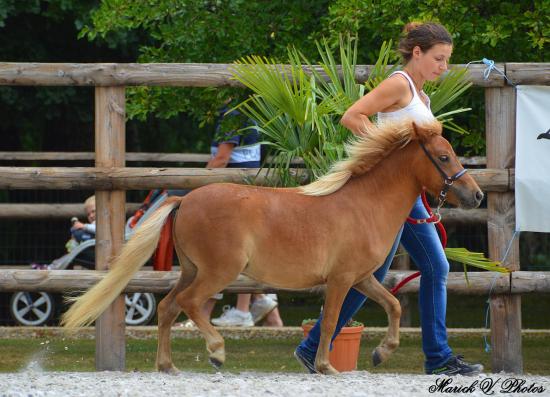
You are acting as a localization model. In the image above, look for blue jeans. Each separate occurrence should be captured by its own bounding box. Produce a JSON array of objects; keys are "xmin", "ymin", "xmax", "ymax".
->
[{"xmin": 298, "ymin": 196, "xmax": 453, "ymax": 371}]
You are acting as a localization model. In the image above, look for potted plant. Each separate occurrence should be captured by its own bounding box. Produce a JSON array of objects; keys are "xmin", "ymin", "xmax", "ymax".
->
[{"xmin": 301, "ymin": 318, "xmax": 364, "ymax": 372}]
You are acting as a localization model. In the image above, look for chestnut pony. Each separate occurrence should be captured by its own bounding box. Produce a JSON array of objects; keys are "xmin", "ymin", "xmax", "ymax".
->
[{"xmin": 62, "ymin": 120, "xmax": 483, "ymax": 375}]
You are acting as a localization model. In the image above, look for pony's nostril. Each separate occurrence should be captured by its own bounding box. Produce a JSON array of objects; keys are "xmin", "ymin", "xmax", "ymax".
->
[{"xmin": 475, "ymin": 191, "xmax": 484, "ymax": 202}]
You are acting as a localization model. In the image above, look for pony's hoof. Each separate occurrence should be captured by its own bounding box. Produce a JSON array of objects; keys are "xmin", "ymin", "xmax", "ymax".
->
[
  {"xmin": 316, "ymin": 363, "xmax": 339, "ymax": 375},
  {"xmin": 372, "ymin": 348, "xmax": 383, "ymax": 367},
  {"xmin": 208, "ymin": 347, "xmax": 225, "ymax": 370},
  {"xmin": 209, "ymin": 357, "xmax": 224, "ymax": 370}
]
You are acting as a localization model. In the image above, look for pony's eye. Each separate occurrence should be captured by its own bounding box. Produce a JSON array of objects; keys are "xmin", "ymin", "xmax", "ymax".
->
[{"xmin": 438, "ymin": 155, "xmax": 449, "ymax": 162}]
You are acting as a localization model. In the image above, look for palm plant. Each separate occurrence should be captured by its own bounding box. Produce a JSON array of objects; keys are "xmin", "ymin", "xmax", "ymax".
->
[{"xmin": 230, "ymin": 36, "xmax": 507, "ymax": 275}]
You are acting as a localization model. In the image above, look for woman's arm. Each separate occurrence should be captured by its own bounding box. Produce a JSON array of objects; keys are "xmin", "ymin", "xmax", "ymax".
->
[
  {"xmin": 340, "ymin": 75, "xmax": 410, "ymax": 136},
  {"xmin": 207, "ymin": 142, "xmax": 236, "ymax": 168}
]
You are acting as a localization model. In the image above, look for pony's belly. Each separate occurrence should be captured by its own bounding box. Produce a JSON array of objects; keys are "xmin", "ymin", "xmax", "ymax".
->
[{"xmin": 242, "ymin": 263, "xmax": 326, "ymax": 290}]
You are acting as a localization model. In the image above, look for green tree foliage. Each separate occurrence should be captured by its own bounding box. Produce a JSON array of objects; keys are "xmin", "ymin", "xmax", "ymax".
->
[
  {"xmin": 319, "ymin": 0, "xmax": 548, "ymax": 63},
  {"xmin": 81, "ymin": 0, "xmax": 331, "ymax": 128},
  {"xmin": 79, "ymin": 0, "xmax": 548, "ymax": 155},
  {"xmin": 0, "ymin": 0, "xmax": 204, "ymax": 155},
  {"xmin": 0, "ymin": 0, "xmax": 139, "ymax": 152}
]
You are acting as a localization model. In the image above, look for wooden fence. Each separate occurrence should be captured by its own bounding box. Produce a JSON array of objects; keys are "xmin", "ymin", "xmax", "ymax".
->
[
  {"xmin": 0, "ymin": 152, "xmax": 487, "ymax": 222},
  {"xmin": 0, "ymin": 62, "xmax": 549, "ymax": 374}
]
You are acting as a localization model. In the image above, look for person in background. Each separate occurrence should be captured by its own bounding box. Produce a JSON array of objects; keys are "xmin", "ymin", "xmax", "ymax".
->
[
  {"xmin": 181, "ymin": 101, "xmax": 283, "ymax": 328},
  {"xmin": 69, "ymin": 195, "xmax": 96, "ymax": 245},
  {"xmin": 294, "ymin": 22, "xmax": 483, "ymax": 376}
]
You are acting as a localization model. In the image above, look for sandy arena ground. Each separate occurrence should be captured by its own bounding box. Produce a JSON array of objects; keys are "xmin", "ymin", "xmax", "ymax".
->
[
  {"xmin": 2, "ymin": 328, "xmax": 548, "ymax": 396},
  {"xmin": 1, "ymin": 370, "xmax": 549, "ymax": 397}
]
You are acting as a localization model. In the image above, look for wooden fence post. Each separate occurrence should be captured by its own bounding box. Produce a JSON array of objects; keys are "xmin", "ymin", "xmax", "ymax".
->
[
  {"xmin": 486, "ymin": 86, "xmax": 522, "ymax": 373},
  {"xmin": 94, "ymin": 86, "xmax": 126, "ymax": 371}
]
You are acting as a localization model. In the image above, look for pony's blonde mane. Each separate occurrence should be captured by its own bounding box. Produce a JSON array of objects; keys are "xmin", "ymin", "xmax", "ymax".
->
[{"xmin": 300, "ymin": 120, "xmax": 442, "ymax": 196}]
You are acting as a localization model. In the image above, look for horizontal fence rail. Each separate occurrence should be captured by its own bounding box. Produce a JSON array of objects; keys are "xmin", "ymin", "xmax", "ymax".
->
[
  {"xmin": 0, "ymin": 151, "xmax": 487, "ymax": 166},
  {"xmin": 1, "ymin": 270, "xmax": 548, "ymax": 295},
  {"xmin": 0, "ymin": 151, "xmax": 213, "ymax": 163},
  {"xmin": 0, "ymin": 63, "xmax": 520, "ymax": 87},
  {"xmin": 0, "ymin": 203, "xmax": 141, "ymax": 219},
  {"xmin": 506, "ymin": 63, "xmax": 550, "ymax": 85},
  {"xmin": 0, "ymin": 203, "xmax": 488, "ymax": 224},
  {"xmin": 0, "ymin": 167, "xmax": 511, "ymax": 191}
]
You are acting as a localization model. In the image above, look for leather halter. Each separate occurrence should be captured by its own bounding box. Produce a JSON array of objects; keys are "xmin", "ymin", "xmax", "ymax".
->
[{"xmin": 413, "ymin": 141, "xmax": 468, "ymax": 223}]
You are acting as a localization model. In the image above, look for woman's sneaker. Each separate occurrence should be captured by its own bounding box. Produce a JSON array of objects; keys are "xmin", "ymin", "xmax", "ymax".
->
[
  {"xmin": 250, "ymin": 295, "xmax": 278, "ymax": 324},
  {"xmin": 294, "ymin": 345, "xmax": 317, "ymax": 374},
  {"xmin": 427, "ymin": 355, "xmax": 484, "ymax": 376},
  {"xmin": 174, "ymin": 319, "xmax": 196, "ymax": 328},
  {"xmin": 211, "ymin": 306, "xmax": 254, "ymax": 327}
]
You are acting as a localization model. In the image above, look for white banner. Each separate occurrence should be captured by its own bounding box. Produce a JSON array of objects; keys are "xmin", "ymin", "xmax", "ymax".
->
[{"xmin": 515, "ymin": 85, "xmax": 550, "ymax": 233}]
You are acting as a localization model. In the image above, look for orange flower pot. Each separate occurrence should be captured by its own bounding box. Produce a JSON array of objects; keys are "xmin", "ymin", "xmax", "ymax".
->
[{"xmin": 301, "ymin": 323, "xmax": 364, "ymax": 372}]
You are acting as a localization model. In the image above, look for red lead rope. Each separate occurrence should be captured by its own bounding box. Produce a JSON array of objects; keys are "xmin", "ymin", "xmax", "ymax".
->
[{"xmin": 390, "ymin": 191, "xmax": 447, "ymax": 295}]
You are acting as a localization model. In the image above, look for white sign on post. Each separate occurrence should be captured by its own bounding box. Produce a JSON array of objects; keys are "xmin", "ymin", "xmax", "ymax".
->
[{"xmin": 515, "ymin": 85, "xmax": 550, "ymax": 233}]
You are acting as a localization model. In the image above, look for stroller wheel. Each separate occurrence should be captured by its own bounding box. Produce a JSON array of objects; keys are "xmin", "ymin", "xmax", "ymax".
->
[
  {"xmin": 124, "ymin": 292, "xmax": 156, "ymax": 326},
  {"xmin": 10, "ymin": 292, "xmax": 55, "ymax": 326}
]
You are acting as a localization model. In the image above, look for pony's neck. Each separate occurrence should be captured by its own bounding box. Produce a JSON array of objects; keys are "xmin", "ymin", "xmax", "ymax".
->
[{"xmin": 346, "ymin": 142, "xmax": 422, "ymax": 232}]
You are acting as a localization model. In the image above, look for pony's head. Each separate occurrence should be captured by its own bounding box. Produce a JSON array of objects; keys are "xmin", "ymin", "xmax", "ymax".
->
[{"xmin": 411, "ymin": 122, "xmax": 483, "ymax": 209}]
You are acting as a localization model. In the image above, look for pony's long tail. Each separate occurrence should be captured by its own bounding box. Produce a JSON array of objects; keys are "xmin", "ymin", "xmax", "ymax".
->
[{"xmin": 61, "ymin": 197, "xmax": 183, "ymax": 329}]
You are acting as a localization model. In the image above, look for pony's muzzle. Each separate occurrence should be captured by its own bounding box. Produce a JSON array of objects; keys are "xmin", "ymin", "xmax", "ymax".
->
[
  {"xmin": 466, "ymin": 188, "xmax": 484, "ymax": 209},
  {"xmin": 452, "ymin": 186, "xmax": 484, "ymax": 209},
  {"xmin": 475, "ymin": 190, "xmax": 484, "ymax": 204}
]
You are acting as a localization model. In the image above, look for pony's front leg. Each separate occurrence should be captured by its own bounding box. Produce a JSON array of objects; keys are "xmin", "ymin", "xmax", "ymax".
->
[
  {"xmin": 353, "ymin": 276, "xmax": 401, "ymax": 366},
  {"xmin": 315, "ymin": 279, "xmax": 355, "ymax": 375}
]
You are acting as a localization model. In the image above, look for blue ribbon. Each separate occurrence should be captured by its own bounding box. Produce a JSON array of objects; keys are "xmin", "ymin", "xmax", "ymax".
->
[{"xmin": 465, "ymin": 57, "xmax": 514, "ymax": 85}]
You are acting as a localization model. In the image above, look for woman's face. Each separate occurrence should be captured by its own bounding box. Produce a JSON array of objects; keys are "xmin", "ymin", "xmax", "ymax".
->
[{"xmin": 415, "ymin": 43, "xmax": 453, "ymax": 81}]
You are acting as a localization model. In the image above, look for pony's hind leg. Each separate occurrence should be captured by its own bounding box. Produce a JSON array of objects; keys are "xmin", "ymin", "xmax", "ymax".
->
[
  {"xmin": 353, "ymin": 275, "xmax": 401, "ymax": 366},
  {"xmin": 176, "ymin": 274, "xmax": 236, "ymax": 370},
  {"xmin": 156, "ymin": 254, "xmax": 197, "ymax": 373}
]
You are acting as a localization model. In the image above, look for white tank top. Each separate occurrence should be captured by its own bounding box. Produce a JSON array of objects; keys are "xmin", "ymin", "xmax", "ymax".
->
[{"xmin": 376, "ymin": 71, "xmax": 435, "ymax": 125}]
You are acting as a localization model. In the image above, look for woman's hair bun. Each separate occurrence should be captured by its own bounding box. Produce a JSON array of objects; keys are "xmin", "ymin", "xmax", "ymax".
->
[
  {"xmin": 397, "ymin": 22, "xmax": 452, "ymax": 62},
  {"xmin": 403, "ymin": 22, "xmax": 422, "ymax": 34}
]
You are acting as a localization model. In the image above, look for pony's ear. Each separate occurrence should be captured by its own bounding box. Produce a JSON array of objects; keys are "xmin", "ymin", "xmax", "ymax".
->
[
  {"xmin": 411, "ymin": 121, "xmax": 426, "ymax": 142},
  {"xmin": 411, "ymin": 121, "xmax": 442, "ymax": 141}
]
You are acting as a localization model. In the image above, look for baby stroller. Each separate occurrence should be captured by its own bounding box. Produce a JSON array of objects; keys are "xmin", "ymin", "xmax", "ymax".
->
[{"xmin": 9, "ymin": 190, "xmax": 188, "ymax": 326}]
